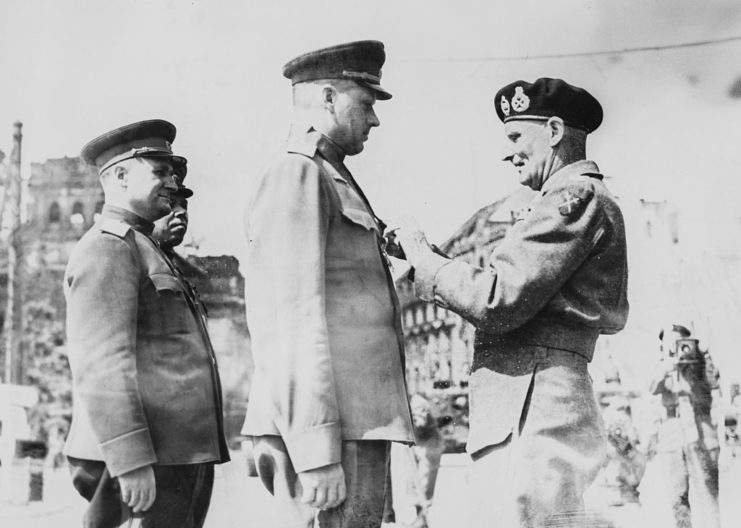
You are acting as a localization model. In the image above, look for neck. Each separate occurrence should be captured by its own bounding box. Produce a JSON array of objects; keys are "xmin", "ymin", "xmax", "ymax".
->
[{"xmin": 541, "ymin": 145, "xmax": 587, "ymax": 186}]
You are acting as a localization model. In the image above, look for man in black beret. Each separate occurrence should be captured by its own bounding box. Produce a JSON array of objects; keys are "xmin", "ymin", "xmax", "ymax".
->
[
  {"xmin": 64, "ymin": 120, "xmax": 229, "ymax": 527},
  {"xmin": 393, "ymin": 77, "xmax": 629, "ymax": 526},
  {"xmin": 242, "ymin": 40, "xmax": 414, "ymax": 527}
]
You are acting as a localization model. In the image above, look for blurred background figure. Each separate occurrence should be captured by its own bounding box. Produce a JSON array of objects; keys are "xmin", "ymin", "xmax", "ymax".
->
[
  {"xmin": 723, "ymin": 384, "xmax": 741, "ymax": 460},
  {"xmin": 597, "ymin": 396, "xmax": 647, "ymax": 508},
  {"xmin": 647, "ymin": 324, "xmax": 721, "ymax": 528},
  {"xmin": 383, "ymin": 393, "xmax": 445, "ymax": 528}
]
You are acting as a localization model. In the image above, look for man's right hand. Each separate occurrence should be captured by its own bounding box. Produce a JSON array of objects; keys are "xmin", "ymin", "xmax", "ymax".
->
[
  {"xmin": 298, "ymin": 462, "xmax": 346, "ymax": 510},
  {"xmin": 118, "ymin": 465, "xmax": 156, "ymax": 513}
]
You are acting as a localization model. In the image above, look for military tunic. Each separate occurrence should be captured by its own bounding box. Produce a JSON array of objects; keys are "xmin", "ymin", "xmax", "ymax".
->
[
  {"xmin": 413, "ymin": 160, "xmax": 629, "ymax": 526},
  {"xmin": 64, "ymin": 205, "xmax": 229, "ymax": 476}
]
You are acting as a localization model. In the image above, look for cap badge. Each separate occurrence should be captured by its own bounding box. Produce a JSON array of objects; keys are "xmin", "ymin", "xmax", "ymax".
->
[
  {"xmin": 511, "ymin": 86, "xmax": 530, "ymax": 113},
  {"xmin": 500, "ymin": 96, "xmax": 511, "ymax": 116},
  {"xmin": 164, "ymin": 141, "xmax": 172, "ymax": 152}
]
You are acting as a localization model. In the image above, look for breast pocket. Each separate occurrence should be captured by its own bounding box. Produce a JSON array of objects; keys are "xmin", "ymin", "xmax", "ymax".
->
[
  {"xmin": 142, "ymin": 273, "xmax": 191, "ymax": 335},
  {"xmin": 340, "ymin": 207, "xmax": 378, "ymax": 233}
]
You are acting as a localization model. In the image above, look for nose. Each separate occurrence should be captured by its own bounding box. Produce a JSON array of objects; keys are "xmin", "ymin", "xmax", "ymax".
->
[
  {"xmin": 368, "ymin": 109, "xmax": 380, "ymax": 128},
  {"xmin": 164, "ymin": 173, "xmax": 178, "ymax": 191}
]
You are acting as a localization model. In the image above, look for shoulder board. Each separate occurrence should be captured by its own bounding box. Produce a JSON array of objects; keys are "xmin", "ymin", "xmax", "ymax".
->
[
  {"xmin": 97, "ymin": 218, "xmax": 131, "ymax": 238},
  {"xmin": 286, "ymin": 132, "xmax": 320, "ymax": 158}
]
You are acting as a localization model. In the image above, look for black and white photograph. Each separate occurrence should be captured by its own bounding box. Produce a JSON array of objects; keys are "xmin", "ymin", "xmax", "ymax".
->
[{"xmin": 1, "ymin": 1, "xmax": 740, "ymax": 527}]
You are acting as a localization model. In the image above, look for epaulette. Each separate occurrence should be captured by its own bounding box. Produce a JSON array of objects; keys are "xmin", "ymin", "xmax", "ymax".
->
[
  {"xmin": 286, "ymin": 132, "xmax": 320, "ymax": 158},
  {"xmin": 97, "ymin": 218, "xmax": 131, "ymax": 238}
]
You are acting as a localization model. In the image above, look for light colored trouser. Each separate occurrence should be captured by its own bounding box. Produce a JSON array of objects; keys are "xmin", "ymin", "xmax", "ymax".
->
[
  {"xmin": 466, "ymin": 350, "xmax": 607, "ymax": 528},
  {"xmin": 251, "ymin": 436, "xmax": 389, "ymax": 528}
]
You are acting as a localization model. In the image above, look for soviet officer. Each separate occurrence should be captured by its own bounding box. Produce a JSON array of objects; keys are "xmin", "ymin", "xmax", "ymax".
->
[
  {"xmin": 152, "ymin": 156, "xmax": 192, "ymax": 257},
  {"xmin": 393, "ymin": 78, "xmax": 629, "ymax": 527},
  {"xmin": 64, "ymin": 120, "xmax": 229, "ymax": 528},
  {"xmin": 242, "ymin": 41, "xmax": 414, "ymax": 528}
]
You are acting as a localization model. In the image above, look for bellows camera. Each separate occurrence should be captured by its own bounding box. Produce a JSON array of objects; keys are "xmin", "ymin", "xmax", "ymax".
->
[{"xmin": 669, "ymin": 338, "xmax": 701, "ymax": 364}]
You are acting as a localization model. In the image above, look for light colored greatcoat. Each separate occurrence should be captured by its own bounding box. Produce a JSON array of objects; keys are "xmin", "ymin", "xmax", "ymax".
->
[{"xmin": 242, "ymin": 128, "xmax": 414, "ymax": 473}]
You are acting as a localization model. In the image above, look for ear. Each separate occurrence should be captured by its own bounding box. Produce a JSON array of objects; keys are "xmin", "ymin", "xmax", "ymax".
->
[
  {"xmin": 114, "ymin": 165, "xmax": 128, "ymax": 187},
  {"xmin": 320, "ymin": 84, "xmax": 337, "ymax": 112},
  {"xmin": 547, "ymin": 117, "xmax": 565, "ymax": 147}
]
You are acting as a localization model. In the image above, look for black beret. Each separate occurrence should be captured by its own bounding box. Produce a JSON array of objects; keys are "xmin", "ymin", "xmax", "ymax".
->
[
  {"xmin": 81, "ymin": 119, "xmax": 184, "ymax": 173},
  {"xmin": 282, "ymin": 40, "xmax": 391, "ymax": 100},
  {"xmin": 495, "ymin": 78, "xmax": 603, "ymax": 133}
]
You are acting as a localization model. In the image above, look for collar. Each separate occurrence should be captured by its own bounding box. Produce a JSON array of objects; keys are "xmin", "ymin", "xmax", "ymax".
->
[
  {"xmin": 102, "ymin": 204, "xmax": 155, "ymax": 236},
  {"xmin": 540, "ymin": 159, "xmax": 602, "ymax": 194},
  {"xmin": 286, "ymin": 125, "xmax": 346, "ymax": 165}
]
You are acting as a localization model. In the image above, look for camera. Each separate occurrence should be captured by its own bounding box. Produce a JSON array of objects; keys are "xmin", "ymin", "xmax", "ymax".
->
[{"xmin": 667, "ymin": 338, "xmax": 702, "ymax": 365}]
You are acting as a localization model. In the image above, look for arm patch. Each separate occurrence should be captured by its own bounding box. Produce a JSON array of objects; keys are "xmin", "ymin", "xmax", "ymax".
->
[{"xmin": 557, "ymin": 184, "xmax": 594, "ymax": 217}]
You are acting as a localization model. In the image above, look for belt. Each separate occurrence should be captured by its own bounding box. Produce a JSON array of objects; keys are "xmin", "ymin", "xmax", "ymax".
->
[{"xmin": 476, "ymin": 320, "xmax": 599, "ymax": 361}]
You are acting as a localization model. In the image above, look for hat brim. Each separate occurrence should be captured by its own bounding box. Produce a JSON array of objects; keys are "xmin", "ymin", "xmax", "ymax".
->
[
  {"xmin": 174, "ymin": 187, "xmax": 193, "ymax": 199},
  {"xmin": 362, "ymin": 82, "xmax": 392, "ymax": 100}
]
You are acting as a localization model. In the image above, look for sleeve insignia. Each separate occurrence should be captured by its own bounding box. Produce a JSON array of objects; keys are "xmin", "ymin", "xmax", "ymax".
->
[
  {"xmin": 557, "ymin": 184, "xmax": 594, "ymax": 216},
  {"xmin": 500, "ymin": 95, "xmax": 511, "ymax": 116},
  {"xmin": 511, "ymin": 86, "xmax": 530, "ymax": 113}
]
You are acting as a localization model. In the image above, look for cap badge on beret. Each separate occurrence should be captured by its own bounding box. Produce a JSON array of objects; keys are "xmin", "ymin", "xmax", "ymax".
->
[
  {"xmin": 494, "ymin": 78, "xmax": 604, "ymax": 133},
  {"xmin": 511, "ymin": 87, "xmax": 530, "ymax": 113},
  {"xmin": 500, "ymin": 96, "xmax": 511, "ymax": 116}
]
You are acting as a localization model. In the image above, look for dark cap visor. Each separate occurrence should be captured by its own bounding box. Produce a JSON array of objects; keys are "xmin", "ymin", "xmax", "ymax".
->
[{"xmin": 363, "ymin": 81, "xmax": 392, "ymax": 100}]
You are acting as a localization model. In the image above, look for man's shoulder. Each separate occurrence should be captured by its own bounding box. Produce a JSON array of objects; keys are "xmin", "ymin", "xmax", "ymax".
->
[
  {"xmin": 67, "ymin": 221, "xmax": 137, "ymax": 269},
  {"xmin": 261, "ymin": 148, "xmax": 326, "ymax": 185}
]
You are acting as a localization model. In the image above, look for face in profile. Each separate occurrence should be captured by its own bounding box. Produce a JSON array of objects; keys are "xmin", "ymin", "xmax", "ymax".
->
[
  {"xmin": 122, "ymin": 157, "xmax": 177, "ymax": 221},
  {"xmin": 328, "ymin": 83, "xmax": 380, "ymax": 156},
  {"xmin": 152, "ymin": 195, "xmax": 189, "ymax": 249},
  {"xmin": 502, "ymin": 120, "xmax": 551, "ymax": 190}
]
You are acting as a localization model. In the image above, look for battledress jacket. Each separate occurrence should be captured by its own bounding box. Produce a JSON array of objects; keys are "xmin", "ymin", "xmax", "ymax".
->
[
  {"xmin": 63, "ymin": 205, "xmax": 229, "ymax": 477},
  {"xmin": 241, "ymin": 129, "xmax": 414, "ymax": 473},
  {"xmin": 413, "ymin": 160, "xmax": 629, "ymax": 455}
]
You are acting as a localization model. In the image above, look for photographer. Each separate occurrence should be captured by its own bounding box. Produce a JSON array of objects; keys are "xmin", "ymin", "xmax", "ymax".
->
[{"xmin": 648, "ymin": 324, "xmax": 720, "ymax": 528}]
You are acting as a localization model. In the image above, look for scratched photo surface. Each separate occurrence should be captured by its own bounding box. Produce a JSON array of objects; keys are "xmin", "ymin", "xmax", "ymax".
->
[{"xmin": 0, "ymin": 0, "xmax": 740, "ymax": 526}]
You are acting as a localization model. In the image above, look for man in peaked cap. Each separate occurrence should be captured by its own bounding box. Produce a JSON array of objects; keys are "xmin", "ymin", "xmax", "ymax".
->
[
  {"xmin": 242, "ymin": 40, "xmax": 414, "ymax": 527},
  {"xmin": 153, "ymin": 157, "xmax": 193, "ymax": 255},
  {"xmin": 64, "ymin": 120, "xmax": 229, "ymax": 528},
  {"xmin": 393, "ymin": 78, "xmax": 629, "ymax": 526}
]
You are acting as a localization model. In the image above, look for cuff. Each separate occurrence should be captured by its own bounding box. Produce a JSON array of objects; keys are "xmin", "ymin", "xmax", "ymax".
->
[
  {"xmin": 99, "ymin": 428, "xmax": 156, "ymax": 477},
  {"xmin": 413, "ymin": 252, "xmax": 453, "ymax": 302},
  {"xmin": 283, "ymin": 422, "xmax": 342, "ymax": 473}
]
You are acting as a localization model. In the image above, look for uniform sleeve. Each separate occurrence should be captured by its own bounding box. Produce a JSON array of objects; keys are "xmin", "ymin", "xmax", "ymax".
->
[
  {"xmin": 414, "ymin": 181, "xmax": 605, "ymax": 333},
  {"xmin": 244, "ymin": 156, "xmax": 340, "ymax": 472},
  {"xmin": 65, "ymin": 234, "xmax": 156, "ymax": 477}
]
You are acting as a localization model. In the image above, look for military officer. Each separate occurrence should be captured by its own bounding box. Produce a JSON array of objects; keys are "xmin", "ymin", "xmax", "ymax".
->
[
  {"xmin": 242, "ymin": 40, "xmax": 414, "ymax": 528},
  {"xmin": 64, "ymin": 120, "xmax": 229, "ymax": 528},
  {"xmin": 152, "ymin": 156, "xmax": 192, "ymax": 255},
  {"xmin": 393, "ymin": 78, "xmax": 629, "ymax": 527}
]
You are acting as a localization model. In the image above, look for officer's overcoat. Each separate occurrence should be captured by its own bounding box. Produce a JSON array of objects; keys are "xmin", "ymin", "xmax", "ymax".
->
[
  {"xmin": 63, "ymin": 206, "xmax": 229, "ymax": 477},
  {"xmin": 242, "ymin": 128, "xmax": 414, "ymax": 473}
]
